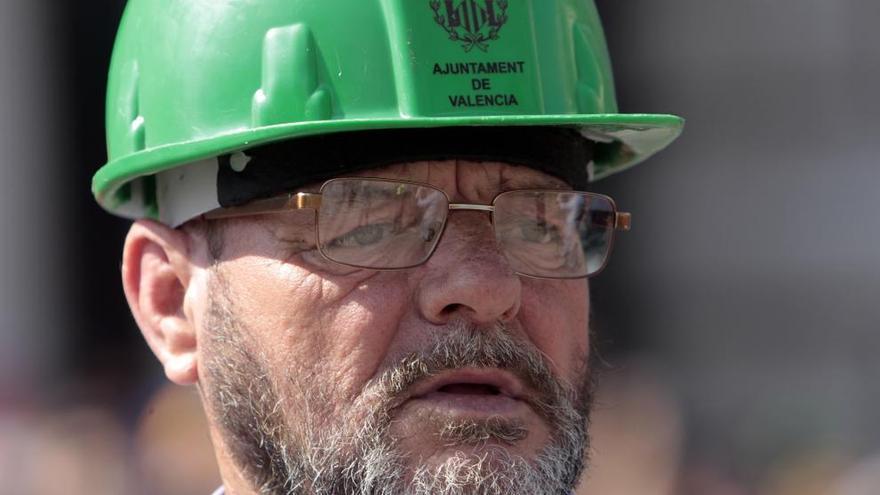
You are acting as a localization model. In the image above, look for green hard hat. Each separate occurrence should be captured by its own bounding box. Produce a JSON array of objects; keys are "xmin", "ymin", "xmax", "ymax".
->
[{"xmin": 93, "ymin": 0, "xmax": 683, "ymax": 226}]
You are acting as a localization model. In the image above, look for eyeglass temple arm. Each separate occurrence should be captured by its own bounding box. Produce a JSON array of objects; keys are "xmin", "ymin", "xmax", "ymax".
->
[
  {"xmin": 615, "ymin": 212, "xmax": 632, "ymax": 232},
  {"xmin": 294, "ymin": 192, "xmax": 322, "ymax": 209},
  {"xmin": 203, "ymin": 192, "xmax": 323, "ymax": 219}
]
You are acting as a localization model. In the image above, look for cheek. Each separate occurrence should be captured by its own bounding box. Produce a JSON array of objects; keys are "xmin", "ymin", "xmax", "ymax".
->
[
  {"xmin": 218, "ymin": 258, "xmax": 412, "ymax": 407},
  {"xmin": 315, "ymin": 274, "xmax": 413, "ymax": 403},
  {"xmin": 519, "ymin": 279, "xmax": 590, "ymax": 376}
]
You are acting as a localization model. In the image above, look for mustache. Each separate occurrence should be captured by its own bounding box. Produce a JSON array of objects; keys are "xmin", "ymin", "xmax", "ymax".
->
[{"xmin": 363, "ymin": 320, "xmax": 580, "ymax": 422}]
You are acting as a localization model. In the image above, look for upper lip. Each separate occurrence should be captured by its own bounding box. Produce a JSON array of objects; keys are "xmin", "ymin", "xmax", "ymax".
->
[{"xmin": 406, "ymin": 368, "xmax": 527, "ymax": 401}]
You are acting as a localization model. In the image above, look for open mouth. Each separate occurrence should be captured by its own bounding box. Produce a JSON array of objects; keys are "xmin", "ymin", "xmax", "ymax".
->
[
  {"xmin": 410, "ymin": 369, "xmax": 521, "ymax": 399},
  {"xmin": 436, "ymin": 383, "xmax": 503, "ymax": 396},
  {"xmin": 402, "ymin": 369, "xmax": 530, "ymax": 416}
]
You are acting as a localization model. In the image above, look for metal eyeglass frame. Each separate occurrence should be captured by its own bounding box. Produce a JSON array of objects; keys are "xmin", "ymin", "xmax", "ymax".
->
[{"xmin": 203, "ymin": 178, "xmax": 632, "ymax": 279}]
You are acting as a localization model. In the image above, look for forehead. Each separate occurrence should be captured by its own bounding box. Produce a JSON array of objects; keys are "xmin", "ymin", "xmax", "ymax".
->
[{"xmin": 318, "ymin": 160, "xmax": 572, "ymax": 200}]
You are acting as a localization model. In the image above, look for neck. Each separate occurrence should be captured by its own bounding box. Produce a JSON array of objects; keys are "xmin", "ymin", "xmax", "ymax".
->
[{"xmin": 201, "ymin": 392, "xmax": 259, "ymax": 495}]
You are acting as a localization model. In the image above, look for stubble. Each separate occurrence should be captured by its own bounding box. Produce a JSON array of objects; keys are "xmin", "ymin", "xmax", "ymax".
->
[{"xmin": 201, "ymin": 272, "xmax": 594, "ymax": 495}]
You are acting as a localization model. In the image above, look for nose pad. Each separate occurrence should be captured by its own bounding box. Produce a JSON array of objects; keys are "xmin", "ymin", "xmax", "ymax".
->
[{"xmin": 416, "ymin": 213, "xmax": 522, "ymax": 325}]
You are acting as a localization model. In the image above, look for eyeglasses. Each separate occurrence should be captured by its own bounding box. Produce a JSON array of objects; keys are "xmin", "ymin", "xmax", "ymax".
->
[{"xmin": 204, "ymin": 178, "xmax": 631, "ymax": 279}]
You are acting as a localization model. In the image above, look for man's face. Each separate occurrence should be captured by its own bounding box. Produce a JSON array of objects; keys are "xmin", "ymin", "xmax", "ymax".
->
[{"xmin": 195, "ymin": 160, "xmax": 593, "ymax": 494}]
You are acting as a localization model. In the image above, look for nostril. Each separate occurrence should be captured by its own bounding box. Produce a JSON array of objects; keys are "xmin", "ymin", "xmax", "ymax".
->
[{"xmin": 440, "ymin": 303, "xmax": 465, "ymax": 317}]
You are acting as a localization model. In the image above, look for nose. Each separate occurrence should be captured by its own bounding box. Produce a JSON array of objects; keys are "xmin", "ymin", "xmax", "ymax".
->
[{"xmin": 416, "ymin": 213, "xmax": 522, "ymax": 325}]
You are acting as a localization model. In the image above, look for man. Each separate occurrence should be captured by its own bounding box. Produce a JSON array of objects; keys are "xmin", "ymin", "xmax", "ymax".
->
[{"xmin": 93, "ymin": 1, "xmax": 682, "ymax": 493}]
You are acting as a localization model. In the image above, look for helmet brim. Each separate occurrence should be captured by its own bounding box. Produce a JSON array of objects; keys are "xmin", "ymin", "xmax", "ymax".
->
[{"xmin": 93, "ymin": 113, "xmax": 683, "ymax": 219}]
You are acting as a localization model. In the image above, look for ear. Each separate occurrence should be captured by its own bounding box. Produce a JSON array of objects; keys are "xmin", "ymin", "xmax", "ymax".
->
[{"xmin": 122, "ymin": 219, "xmax": 202, "ymax": 385}]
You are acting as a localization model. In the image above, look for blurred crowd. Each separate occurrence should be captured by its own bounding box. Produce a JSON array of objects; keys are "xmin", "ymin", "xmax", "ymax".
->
[{"xmin": 2, "ymin": 357, "xmax": 879, "ymax": 494}]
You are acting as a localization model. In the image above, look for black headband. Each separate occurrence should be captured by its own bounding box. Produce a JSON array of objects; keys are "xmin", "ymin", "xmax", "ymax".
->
[{"xmin": 217, "ymin": 126, "xmax": 593, "ymax": 207}]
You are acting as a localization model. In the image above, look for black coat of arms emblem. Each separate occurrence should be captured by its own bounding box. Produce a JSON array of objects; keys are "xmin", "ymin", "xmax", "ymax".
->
[{"xmin": 430, "ymin": 0, "xmax": 509, "ymax": 52}]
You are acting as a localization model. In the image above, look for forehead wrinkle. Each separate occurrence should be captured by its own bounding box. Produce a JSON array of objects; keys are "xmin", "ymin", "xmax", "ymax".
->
[
  {"xmin": 340, "ymin": 159, "xmax": 571, "ymax": 201},
  {"xmin": 453, "ymin": 159, "xmax": 496, "ymax": 204}
]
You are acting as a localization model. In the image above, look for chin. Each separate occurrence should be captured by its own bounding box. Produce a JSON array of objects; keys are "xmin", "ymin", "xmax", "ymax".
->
[
  {"xmin": 418, "ymin": 440, "xmax": 539, "ymax": 464},
  {"xmin": 395, "ymin": 421, "xmax": 550, "ymax": 467}
]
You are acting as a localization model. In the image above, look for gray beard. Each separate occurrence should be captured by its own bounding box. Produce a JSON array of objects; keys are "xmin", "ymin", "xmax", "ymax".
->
[{"xmin": 203, "ymin": 277, "xmax": 594, "ymax": 495}]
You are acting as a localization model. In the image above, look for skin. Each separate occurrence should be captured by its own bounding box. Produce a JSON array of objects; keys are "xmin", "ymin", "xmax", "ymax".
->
[{"xmin": 122, "ymin": 159, "xmax": 591, "ymax": 494}]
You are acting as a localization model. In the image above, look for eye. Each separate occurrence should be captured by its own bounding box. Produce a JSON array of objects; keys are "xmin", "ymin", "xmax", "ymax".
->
[
  {"xmin": 325, "ymin": 222, "xmax": 393, "ymax": 249},
  {"xmin": 519, "ymin": 219, "xmax": 561, "ymax": 244},
  {"xmin": 583, "ymin": 211, "xmax": 614, "ymax": 247},
  {"xmin": 420, "ymin": 220, "xmax": 444, "ymax": 243}
]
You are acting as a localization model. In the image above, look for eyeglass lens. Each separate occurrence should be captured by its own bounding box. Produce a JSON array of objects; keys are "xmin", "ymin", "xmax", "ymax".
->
[
  {"xmin": 317, "ymin": 179, "xmax": 448, "ymax": 269},
  {"xmin": 316, "ymin": 179, "xmax": 616, "ymax": 278},
  {"xmin": 493, "ymin": 191, "xmax": 615, "ymax": 278}
]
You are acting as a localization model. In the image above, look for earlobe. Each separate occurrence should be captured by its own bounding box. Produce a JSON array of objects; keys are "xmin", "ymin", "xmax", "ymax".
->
[{"xmin": 122, "ymin": 220, "xmax": 200, "ymax": 385}]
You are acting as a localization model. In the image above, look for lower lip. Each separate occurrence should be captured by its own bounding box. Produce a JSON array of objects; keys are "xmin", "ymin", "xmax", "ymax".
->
[{"xmin": 406, "ymin": 392, "xmax": 529, "ymax": 416}]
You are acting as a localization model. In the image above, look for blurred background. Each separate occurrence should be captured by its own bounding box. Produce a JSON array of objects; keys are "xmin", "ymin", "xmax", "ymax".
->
[{"xmin": 0, "ymin": 0, "xmax": 878, "ymax": 494}]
